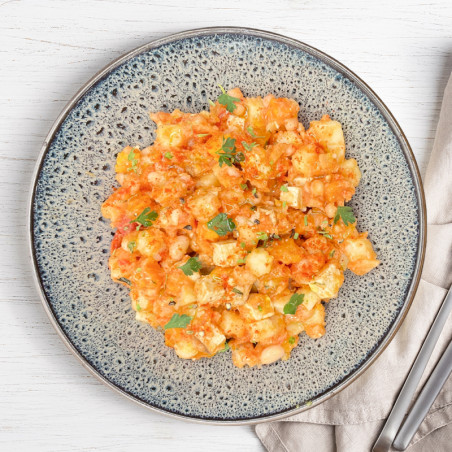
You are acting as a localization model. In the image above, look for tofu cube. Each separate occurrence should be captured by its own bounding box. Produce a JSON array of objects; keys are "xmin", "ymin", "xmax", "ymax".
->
[
  {"xmin": 194, "ymin": 324, "xmax": 226, "ymax": 354},
  {"xmin": 194, "ymin": 276, "xmax": 225, "ymax": 305},
  {"xmin": 239, "ymin": 294, "xmax": 274, "ymax": 322},
  {"xmin": 309, "ymin": 263, "xmax": 344, "ymax": 299},
  {"xmin": 280, "ymin": 186, "xmax": 303, "ymax": 208},
  {"xmin": 212, "ymin": 241, "xmax": 245, "ymax": 267}
]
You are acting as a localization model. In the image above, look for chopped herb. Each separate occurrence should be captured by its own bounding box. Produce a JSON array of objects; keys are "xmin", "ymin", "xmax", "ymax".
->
[
  {"xmin": 232, "ymin": 287, "xmax": 243, "ymax": 295},
  {"xmin": 218, "ymin": 341, "xmax": 230, "ymax": 353},
  {"xmin": 127, "ymin": 241, "xmax": 136, "ymax": 253},
  {"xmin": 293, "ymin": 232, "xmax": 299, "ymax": 239},
  {"xmin": 207, "ymin": 213, "xmax": 236, "ymax": 236},
  {"xmin": 329, "ymin": 249, "xmax": 336, "ymax": 258},
  {"xmin": 188, "ymin": 304, "xmax": 198, "ymax": 309},
  {"xmin": 136, "ymin": 267, "xmax": 142, "ymax": 273},
  {"xmin": 280, "ymin": 185, "xmax": 289, "ymax": 192},
  {"xmin": 273, "ymin": 234, "xmax": 280, "ymax": 239},
  {"xmin": 130, "ymin": 207, "xmax": 158, "ymax": 228},
  {"xmin": 196, "ymin": 133, "xmax": 210, "ymax": 137},
  {"xmin": 183, "ymin": 225, "xmax": 192, "ymax": 230},
  {"xmin": 252, "ymin": 188, "xmax": 258, "ymax": 198},
  {"xmin": 179, "ymin": 257, "xmax": 202, "ymax": 276},
  {"xmin": 333, "ymin": 206, "xmax": 356, "ymax": 226},
  {"xmin": 217, "ymin": 137, "xmax": 243, "ymax": 167},
  {"xmin": 208, "ymin": 99, "xmax": 215, "ymax": 107},
  {"xmin": 240, "ymin": 183, "xmax": 248, "ymax": 190},
  {"xmin": 283, "ymin": 293, "xmax": 305, "ymax": 315},
  {"xmin": 246, "ymin": 126, "xmax": 264, "ymax": 139},
  {"xmin": 136, "ymin": 302, "xmax": 142, "ymax": 312},
  {"xmin": 269, "ymin": 160, "xmax": 274, "ymax": 166},
  {"xmin": 164, "ymin": 152, "xmax": 173, "ymax": 159},
  {"xmin": 318, "ymin": 230, "xmax": 333, "ymax": 239},
  {"xmin": 217, "ymin": 85, "xmax": 240, "ymax": 113},
  {"xmin": 257, "ymin": 305, "xmax": 263, "ymax": 312},
  {"xmin": 164, "ymin": 313, "xmax": 192, "ymax": 330},
  {"xmin": 250, "ymin": 205, "xmax": 257, "ymax": 211},
  {"xmin": 242, "ymin": 141, "xmax": 258, "ymax": 152},
  {"xmin": 118, "ymin": 277, "xmax": 131, "ymax": 286},
  {"xmin": 304, "ymin": 215, "xmax": 308, "ymax": 226},
  {"xmin": 240, "ymin": 242, "xmax": 246, "ymax": 248},
  {"xmin": 127, "ymin": 149, "xmax": 138, "ymax": 173},
  {"xmin": 237, "ymin": 258, "xmax": 246, "ymax": 264},
  {"xmin": 257, "ymin": 232, "xmax": 269, "ymax": 241},
  {"xmin": 288, "ymin": 336, "xmax": 296, "ymax": 344},
  {"xmin": 282, "ymin": 201, "xmax": 287, "ymax": 209}
]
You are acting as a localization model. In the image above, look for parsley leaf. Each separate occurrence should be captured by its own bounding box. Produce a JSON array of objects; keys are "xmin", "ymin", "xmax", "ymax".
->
[
  {"xmin": 293, "ymin": 232, "xmax": 299, "ymax": 239},
  {"xmin": 280, "ymin": 185, "xmax": 289, "ymax": 192},
  {"xmin": 240, "ymin": 183, "xmax": 248, "ymax": 190},
  {"xmin": 179, "ymin": 257, "xmax": 202, "ymax": 276},
  {"xmin": 217, "ymin": 137, "xmax": 237, "ymax": 167},
  {"xmin": 304, "ymin": 215, "xmax": 308, "ymax": 226},
  {"xmin": 130, "ymin": 207, "xmax": 158, "ymax": 228},
  {"xmin": 127, "ymin": 241, "xmax": 136, "ymax": 253},
  {"xmin": 283, "ymin": 293, "xmax": 305, "ymax": 315},
  {"xmin": 232, "ymin": 287, "xmax": 243, "ymax": 295},
  {"xmin": 118, "ymin": 277, "xmax": 131, "ymax": 286},
  {"xmin": 164, "ymin": 152, "xmax": 173, "ymax": 159},
  {"xmin": 333, "ymin": 206, "xmax": 356, "ymax": 226},
  {"xmin": 257, "ymin": 232, "xmax": 269, "ymax": 241},
  {"xmin": 207, "ymin": 213, "xmax": 236, "ymax": 236},
  {"xmin": 288, "ymin": 336, "xmax": 296, "ymax": 344},
  {"xmin": 217, "ymin": 85, "xmax": 240, "ymax": 113},
  {"xmin": 136, "ymin": 302, "xmax": 142, "ymax": 312},
  {"xmin": 127, "ymin": 149, "xmax": 139, "ymax": 173},
  {"xmin": 242, "ymin": 141, "xmax": 257, "ymax": 152},
  {"xmin": 164, "ymin": 313, "xmax": 192, "ymax": 330}
]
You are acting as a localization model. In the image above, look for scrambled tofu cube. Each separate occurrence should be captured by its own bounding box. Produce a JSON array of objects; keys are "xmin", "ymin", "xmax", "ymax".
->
[
  {"xmin": 194, "ymin": 276, "xmax": 225, "ymax": 305},
  {"xmin": 212, "ymin": 240, "xmax": 245, "ymax": 267},
  {"xmin": 280, "ymin": 186, "xmax": 303, "ymax": 208},
  {"xmin": 194, "ymin": 324, "xmax": 226, "ymax": 354},
  {"xmin": 309, "ymin": 262, "xmax": 344, "ymax": 299}
]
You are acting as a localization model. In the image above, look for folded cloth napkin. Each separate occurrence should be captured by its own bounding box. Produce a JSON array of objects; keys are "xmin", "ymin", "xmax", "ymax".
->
[{"xmin": 256, "ymin": 73, "xmax": 452, "ymax": 452}]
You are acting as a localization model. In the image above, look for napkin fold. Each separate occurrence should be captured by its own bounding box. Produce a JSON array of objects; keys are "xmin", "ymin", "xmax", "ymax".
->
[{"xmin": 256, "ymin": 73, "xmax": 452, "ymax": 451}]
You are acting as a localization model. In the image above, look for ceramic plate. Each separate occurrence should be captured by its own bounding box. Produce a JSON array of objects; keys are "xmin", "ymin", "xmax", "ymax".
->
[{"xmin": 29, "ymin": 27, "xmax": 425, "ymax": 424}]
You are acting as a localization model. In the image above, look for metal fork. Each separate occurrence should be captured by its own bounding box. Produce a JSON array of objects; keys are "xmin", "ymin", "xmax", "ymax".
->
[{"xmin": 372, "ymin": 285, "xmax": 452, "ymax": 452}]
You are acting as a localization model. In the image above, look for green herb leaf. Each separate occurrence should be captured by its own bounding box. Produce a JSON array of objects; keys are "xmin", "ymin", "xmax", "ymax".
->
[
  {"xmin": 288, "ymin": 336, "xmax": 296, "ymax": 344},
  {"xmin": 207, "ymin": 213, "xmax": 236, "ymax": 236},
  {"xmin": 218, "ymin": 341, "xmax": 230, "ymax": 353},
  {"xmin": 257, "ymin": 305, "xmax": 263, "ymax": 312},
  {"xmin": 232, "ymin": 287, "xmax": 243, "ymax": 295},
  {"xmin": 280, "ymin": 185, "xmax": 289, "ymax": 192},
  {"xmin": 127, "ymin": 241, "xmax": 136, "ymax": 253},
  {"xmin": 164, "ymin": 152, "xmax": 173, "ymax": 159},
  {"xmin": 282, "ymin": 201, "xmax": 287, "ymax": 208},
  {"xmin": 196, "ymin": 133, "xmax": 210, "ymax": 137},
  {"xmin": 329, "ymin": 249, "xmax": 336, "ymax": 258},
  {"xmin": 208, "ymin": 99, "xmax": 215, "ymax": 107},
  {"xmin": 318, "ymin": 230, "xmax": 333, "ymax": 239},
  {"xmin": 130, "ymin": 207, "xmax": 158, "ymax": 228},
  {"xmin": 246, "ymin": 126, "xmax": 264, "ymax": 139},
  {"xmin": 293, "ymin": 232, "xmax": 299, "ymax": 239},
  {"xmin": 257, "ymin": 232, "xmax": 269, "ymax": 241},
  {"xmin": 240, "ymin": 242, "xmax": 246, "ymax": 248},
  {"xmin": 217, "ymin": 85, "xmax": 240, "ymax": 113},
  {"xmin": 333, "ymin": 206, "xmax": 356, "ymax": 226},
  {"xmin": 179, "ymin": 257, "xmax": 202, "ymax": 276},
  {"xmin": 283, "ymin": 293, "xmax": 305, "ymax": 315},
  {"xmin": 304, "ymin": 215, "xmax": 308, "ymax": 226},
  {"xmin": 237, "ymin": 258, "xmax": 246, "ymax": 264},
  {"xmin": 242, "ymin": 141, "xmax": 258, "ymax": 152},
  {"xmin": 164, "ymin": 313, "xmax": 192, "ymax": 330},
  {"xmin": 217, "ymin": 136, "xmax": 239, "ymax": 167},
  {"xmin": 240, "ymin": 183, "xmax": 248, "ymax": 190},
  {"xmin": 127, "ymin": 149, "xmax": 139, "ymax": 173},
  {"xmin": 118, "ymin": 277, "xmax": 131, "ymax": 286},
  {"xmin": 136, "ymin": 302, "xmax": 142, "ymax": 312}
]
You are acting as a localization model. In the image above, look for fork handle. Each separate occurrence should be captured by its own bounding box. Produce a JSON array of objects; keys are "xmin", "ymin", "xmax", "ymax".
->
[{"xmin": 392, "ymin": 339, "xmax": 452, "ymax": 450}]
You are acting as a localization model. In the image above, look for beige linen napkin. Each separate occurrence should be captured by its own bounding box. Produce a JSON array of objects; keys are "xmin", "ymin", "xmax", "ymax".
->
[{"xmin": 256, "ymin": 73, "xmax": 452, "ymax": 452}]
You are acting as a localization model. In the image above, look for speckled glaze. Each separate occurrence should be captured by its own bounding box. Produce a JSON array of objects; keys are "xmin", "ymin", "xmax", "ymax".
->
[{"xmin": 29, "ymin": 28, "xmax": 425, "ymax": 424}]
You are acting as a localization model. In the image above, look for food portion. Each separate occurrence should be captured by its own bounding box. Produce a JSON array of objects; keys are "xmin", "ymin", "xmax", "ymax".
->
[{"xmin": 101, "ymin": 87, "xmax": 379, "ymax": 368}]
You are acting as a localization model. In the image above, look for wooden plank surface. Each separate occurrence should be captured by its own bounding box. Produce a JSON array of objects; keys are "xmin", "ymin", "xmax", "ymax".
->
[{"xmin": 1, "ymin": 1, "xmax": 451, "ymax": 450}]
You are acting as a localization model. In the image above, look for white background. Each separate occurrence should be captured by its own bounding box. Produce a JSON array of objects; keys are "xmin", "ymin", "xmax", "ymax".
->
[{"xmin": 1, "ymin": 1, "xmax": 451, "ymax": 451}]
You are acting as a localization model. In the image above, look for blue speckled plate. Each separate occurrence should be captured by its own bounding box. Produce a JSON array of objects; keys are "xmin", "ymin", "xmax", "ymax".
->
[{"xmin": 28, "ymin": 27, "xmax": 425, "ymax": 424}]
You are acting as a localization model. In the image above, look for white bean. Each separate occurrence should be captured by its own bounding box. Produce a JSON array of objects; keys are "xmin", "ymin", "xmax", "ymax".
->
[
  {"xmin": 169, "ymin": 235, "xmax": 190, "ymax": 261},
  {"xmin": 260, "ymin": 345, "xmax": 285, "ymax": 365}
]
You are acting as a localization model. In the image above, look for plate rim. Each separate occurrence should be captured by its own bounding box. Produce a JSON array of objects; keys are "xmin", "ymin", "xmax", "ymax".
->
[{"xmin": 27, "ymin": 26, "xmax": 426, "ymax": 425}]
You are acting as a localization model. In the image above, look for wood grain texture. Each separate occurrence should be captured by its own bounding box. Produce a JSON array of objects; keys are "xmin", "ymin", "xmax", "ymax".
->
[{"xmin": 0, "ymin": 1, "xmax": 451, "ymax": 450}]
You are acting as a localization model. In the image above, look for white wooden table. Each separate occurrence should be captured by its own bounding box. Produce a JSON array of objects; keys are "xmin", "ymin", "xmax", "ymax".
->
[{"xmin": 1, "ymin": 1, "xmax": 451, "ymax": 450}]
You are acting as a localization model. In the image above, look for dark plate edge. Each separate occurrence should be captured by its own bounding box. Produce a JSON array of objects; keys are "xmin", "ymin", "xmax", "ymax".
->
[{"xmin": 27, "ymin": 26, "xmax": 426, "ymax": 425}]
